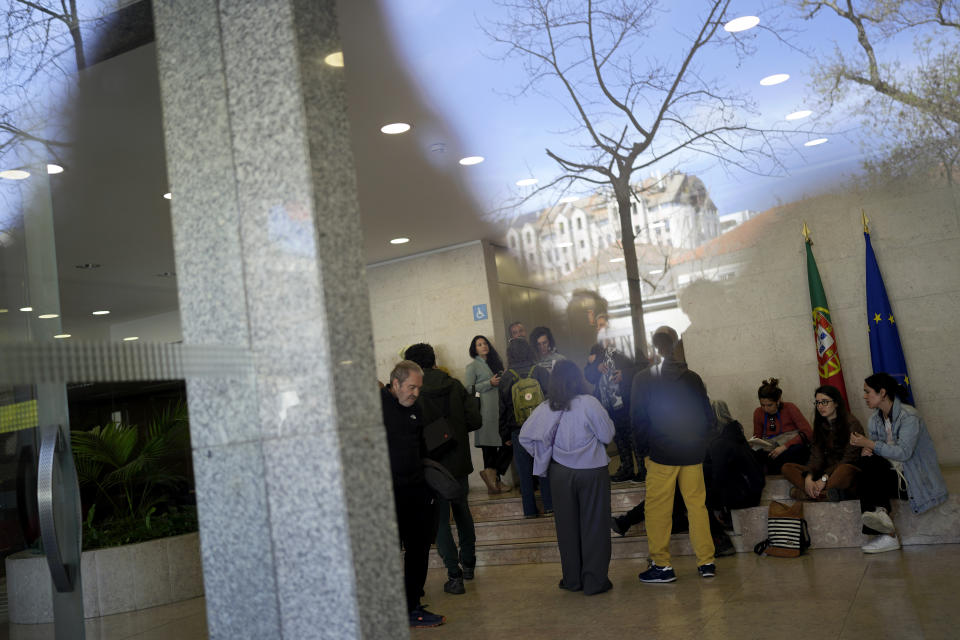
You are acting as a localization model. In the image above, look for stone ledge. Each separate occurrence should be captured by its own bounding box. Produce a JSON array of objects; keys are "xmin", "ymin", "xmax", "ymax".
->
[{"xmin": 5, "ymin": 532, "xmax": 203, "ymax": 624}]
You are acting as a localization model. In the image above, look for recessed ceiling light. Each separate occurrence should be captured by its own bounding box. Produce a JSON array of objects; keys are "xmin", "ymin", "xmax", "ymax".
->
[
  {"xmin": 786, "ymin": 110, "xmax": 813, "ymax": 121},
  {"xmin": 47, "ymin": 164, "xmax": 64, "ymax": 174},
  {"xmin": 38, "ymin": 313, "xmax": 59, "ymax": 319},
  {"xmin": 0, "ymin": 309, "xmax": 7, "ymax": 313},
  {"xmin": 92, "ymin": 310, "xmax": 110, "ymax": 315},
  {"xmin": 390, "ymin": 237, "xmax": 410, "ymax": 245},
  {"xmin": 516, "ymin": 178, "xmax": 538, "ymax": 187},
  {"xmin": 609, "ymin": 257, "xmax": 625, "ymax": 263},
  {"xmin": 804, "ymin": 138, "xmax": 828, "ymax": 146},
  {"xmin": 163, "ymin": 192, "xmax": 172, "ymax": 200},
  {"xmin": 380, "ymin": 123, "xmax": 411, "ymax": 135},
  {"xmin": 54, "ymin": 334, "xmax": 71, "ymax": 339},
  {"xmin": 724, "ymin": 15, "xmax": 760, "ymax": 32},
  {"xmin": 75, "ymin": 263, "xmax": 101, "ymax": 269},
  {"xmin": 459, "ymin": 156, "xmax": 484, "ymax": 166},
  {"xmin": 559, "ymin": 196, "xmax": 578, "ymax": 203},
  {"xmin": 760, "ymin": 74, "xmax": 790, "ymax": 86},
  {"xmin": 324, "ymin": 52, "xmax": 344, "ymax": 67},
  {"xmin": 19, "ymin": 306, "xmax": 33, "ymax": 312},
  {"xmin": 0, "ymin": 169, "xmax": 30, "ymax": 180},
  {"xmin": 123, "ymin": 336, "xmax": 139, "ymax": 341}
]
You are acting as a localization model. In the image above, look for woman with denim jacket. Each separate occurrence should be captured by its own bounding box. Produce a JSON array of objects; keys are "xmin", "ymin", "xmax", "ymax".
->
[{"xmin": 850, "ymin": 372, "xmax": 948, "ymax": 554}]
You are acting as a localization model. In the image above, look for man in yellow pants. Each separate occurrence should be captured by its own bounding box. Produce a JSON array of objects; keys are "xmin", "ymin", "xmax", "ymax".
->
[{"xmin": 630, "ymin": 327, "xmax": 716, "ymax": 582}]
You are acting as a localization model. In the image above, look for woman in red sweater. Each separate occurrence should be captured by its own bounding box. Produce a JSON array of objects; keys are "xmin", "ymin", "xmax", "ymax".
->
[{"xmin": 752, "ymin": 378, "xmax": 813, "ymax": 474}]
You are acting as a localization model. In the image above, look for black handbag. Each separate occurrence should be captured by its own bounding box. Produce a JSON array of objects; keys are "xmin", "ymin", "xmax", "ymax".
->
[{"xmin": 422, "ymin": 458, "xmax": 466, "ymax": 500}]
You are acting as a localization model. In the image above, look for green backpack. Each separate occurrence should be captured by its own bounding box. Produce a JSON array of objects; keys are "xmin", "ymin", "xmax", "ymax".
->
[{"xmin": 509, "ymin": 367, "xmax": 544, "ymax": 425}]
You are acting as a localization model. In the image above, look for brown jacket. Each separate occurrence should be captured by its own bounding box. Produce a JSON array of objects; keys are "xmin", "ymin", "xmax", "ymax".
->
[{"xmin": 806, "ymin": 413, "xmax": 864, "ymax": 477}]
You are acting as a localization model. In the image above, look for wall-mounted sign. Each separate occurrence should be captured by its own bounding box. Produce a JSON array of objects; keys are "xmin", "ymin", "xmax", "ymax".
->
[{"xmin": 472, "ymin": 304, "xmax": 488, "ymax": 321}]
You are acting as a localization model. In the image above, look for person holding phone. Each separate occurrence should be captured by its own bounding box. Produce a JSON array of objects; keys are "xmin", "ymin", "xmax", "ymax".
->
[{"xmin": 465, "ymin": 335, "xmax": 510, "ymax": 494}]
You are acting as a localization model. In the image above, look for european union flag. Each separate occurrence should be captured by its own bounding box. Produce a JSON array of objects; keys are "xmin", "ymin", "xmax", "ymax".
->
[{"xmin": 865, "ymin": 231, "xmax": 914, "ymax": 404}]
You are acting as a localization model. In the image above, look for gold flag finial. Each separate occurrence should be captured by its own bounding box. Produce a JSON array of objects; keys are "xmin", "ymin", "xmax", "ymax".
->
[
  {"xmin": 802, "ymin": 221, "xmax": 811, "ymax": 244},
  {"xmin": 861, "ymin": 209, "xmax": 870, "ymax": 234}
]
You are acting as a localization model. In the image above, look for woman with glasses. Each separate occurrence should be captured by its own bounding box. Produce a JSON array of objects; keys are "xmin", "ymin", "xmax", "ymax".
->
[
  {"xmin": 752, "ymin": 378, "xmax": 814, "ymax": 474},
  {"xmin": 781, "ymin": 385, "xmax": 864, "ymax": 501}
]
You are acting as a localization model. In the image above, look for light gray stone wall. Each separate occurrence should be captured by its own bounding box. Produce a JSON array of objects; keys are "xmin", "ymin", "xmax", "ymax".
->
[
  {"xmin": 680, "ymin": 182, "xmax": 960, "ymax": 464},
  {"xmin": 153, "ymin": 1, "xmax": 406, "ymax": 638}
]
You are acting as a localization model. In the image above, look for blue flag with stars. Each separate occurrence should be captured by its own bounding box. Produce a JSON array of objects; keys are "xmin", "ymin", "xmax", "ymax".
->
[{"xmin": 865, "ymin": 231, "xmax": 914, "ymax": 404}]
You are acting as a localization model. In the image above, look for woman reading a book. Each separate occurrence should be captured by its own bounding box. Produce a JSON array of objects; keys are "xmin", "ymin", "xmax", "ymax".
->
[
  {"xmin": 751, "ymin": 378, "xmax": 813, "ymax": 474},
  {"xmin": 781, "ymin": 385, "xmax": 863, "ymax": 500}
]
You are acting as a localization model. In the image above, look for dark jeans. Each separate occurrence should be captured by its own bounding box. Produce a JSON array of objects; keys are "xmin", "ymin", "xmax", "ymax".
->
[
  {"xmin": 611, "ymin": 409, "xmax": 643, "ymax": 475},
  {"xmin": 481, "ymin": 444, "xmax": 513, "ymax": 476},
  {"xmin": 512, "ymin": 429, "xmax": 553, "ymax": 516},
  {"xmin": 435, "ymin": 476, "xmax": 476, "ymax": 577},
  {"xmin": 855, "ymin": 454, "xmax": 907, "ymax": 535},
  {"xmin": 550, "ymin": 462, "xmax": 612, "ymax": 594},
  {"xmin": 394, "ymin": 483, "xmax": 437, "ymax": 612},
  {"xmin": 754, "ymin": 443, "xmax": 809, "ymax": 475}
]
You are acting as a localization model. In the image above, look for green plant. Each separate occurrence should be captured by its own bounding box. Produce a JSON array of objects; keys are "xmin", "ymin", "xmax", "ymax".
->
[{"xmin": 72, "ymin": 401, "xmax": 195, "ymax": 548}]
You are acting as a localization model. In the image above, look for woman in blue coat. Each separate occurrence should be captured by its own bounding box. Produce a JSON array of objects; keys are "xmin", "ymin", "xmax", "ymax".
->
[{"xmin": 851, "ymin": 372, "xmax": 948, "ymax": 554}]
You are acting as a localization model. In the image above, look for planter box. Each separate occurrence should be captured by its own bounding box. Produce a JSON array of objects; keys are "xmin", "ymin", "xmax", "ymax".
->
[{"xmin": 5, "ymin": 532, "xmax": 203, "ymax": 624}]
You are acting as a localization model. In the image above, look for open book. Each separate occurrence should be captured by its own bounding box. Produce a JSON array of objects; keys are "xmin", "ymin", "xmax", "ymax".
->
[{"xmin": 748, "ymin": 430, "xmax": 799, "ymax": 452}]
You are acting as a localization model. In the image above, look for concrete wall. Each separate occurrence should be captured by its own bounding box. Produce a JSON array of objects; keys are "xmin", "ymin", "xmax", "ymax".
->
[
  {"xmin": 367, "ymin": 240, "xmax": 504, "ymax": 386},
  {"xmin": 680, "ymin": 181, "xmax": 960, "ymax": 464}
]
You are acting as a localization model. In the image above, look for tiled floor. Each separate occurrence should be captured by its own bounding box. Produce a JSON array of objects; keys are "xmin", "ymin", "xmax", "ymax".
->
[{"xmin": 5, "ymin": 544, "xmax": 959, "ymax": 639}]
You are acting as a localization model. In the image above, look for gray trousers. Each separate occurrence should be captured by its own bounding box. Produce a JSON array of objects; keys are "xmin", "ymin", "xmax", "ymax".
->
[{"xmin": 549, "ymin": 461, "xmax": 612, "ymax": 595}]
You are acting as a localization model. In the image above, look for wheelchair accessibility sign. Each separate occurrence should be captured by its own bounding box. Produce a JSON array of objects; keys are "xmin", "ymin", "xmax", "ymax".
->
[{"xmin": 473, "ymin": 304, "xmax": 488, "ymax": 321}]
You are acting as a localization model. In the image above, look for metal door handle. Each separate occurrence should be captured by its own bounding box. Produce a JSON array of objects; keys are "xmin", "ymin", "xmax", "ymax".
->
[{"xmin": 37, "ymin": 426, "xmax": 74, "ymax": 592}]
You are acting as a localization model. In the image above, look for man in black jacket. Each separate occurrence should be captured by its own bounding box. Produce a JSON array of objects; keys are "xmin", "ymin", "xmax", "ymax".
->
[
  {"xmin": 585, "ymin": 342, "xmax": 645, "ymax": 482},
  {"xmin": 631, "ymin": 326, "xmax": 716, "ymax": 583},
  {"xmin": 381, "ymin": 360, "xmax": 444, "ymax": 628},
  {"xmin": 404, "ymin": 344, "xmax": 482, "ymax": 596}
]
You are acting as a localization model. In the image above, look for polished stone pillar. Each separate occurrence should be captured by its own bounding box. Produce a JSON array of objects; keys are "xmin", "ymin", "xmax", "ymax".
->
[{"xmin": 152, "ymin": 1, "xmax": 406, "ymax": 638}]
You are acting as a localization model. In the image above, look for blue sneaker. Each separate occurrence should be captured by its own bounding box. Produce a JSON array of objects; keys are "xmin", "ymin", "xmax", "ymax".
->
[
  {"xmin": 638, "ymin": 562, "xmax": 676, "ymax": 583},
  {"xmin": 409, "ymin": 607, "xmax": 445, "ymax": 628},
  {"xmin": 697, "ymin": 563, "xmax": 716, "ymax": 578}
]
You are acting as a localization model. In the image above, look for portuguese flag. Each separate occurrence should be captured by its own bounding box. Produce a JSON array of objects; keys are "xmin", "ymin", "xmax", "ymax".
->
[{"xmin": 804, "ymin": 224, "xmax": 849, "ymax": 408}]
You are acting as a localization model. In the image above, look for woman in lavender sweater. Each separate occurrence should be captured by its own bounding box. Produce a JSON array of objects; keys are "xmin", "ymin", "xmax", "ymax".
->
[{"xmin": 520, "ymin": 359, "xmax": 615, "ymax": 595}]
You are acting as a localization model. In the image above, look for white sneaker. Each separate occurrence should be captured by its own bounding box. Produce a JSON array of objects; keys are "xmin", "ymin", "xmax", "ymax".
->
[
  {"xmin": 861, "ymin": 508, "xmax": 896, "ymax": 534},
  {"xmin": 861, "ymin": 534, "xmax": 900, "ymax": 554}
]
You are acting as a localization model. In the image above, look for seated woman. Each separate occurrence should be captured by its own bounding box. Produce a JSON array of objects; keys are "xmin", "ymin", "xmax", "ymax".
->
[
  {"xmin": 752, "ymin": 378, "xmax": 813, "ymax": 474},
  {"xmin": 519, "ymin": 359, "xmax": 615, "ymax": 595},
  {"xmin": 851, "ymin": 373, "xmax": 948, "ymax": 554},
  {"xmin": 781, "ymin": 385, "xmax": 863, "ymax": 501}
]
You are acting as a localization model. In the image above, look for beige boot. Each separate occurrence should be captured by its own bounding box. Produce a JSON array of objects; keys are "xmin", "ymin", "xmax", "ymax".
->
[{"xmin": 480, "ymin": 468, "xmax": 500, "ymax": 494}]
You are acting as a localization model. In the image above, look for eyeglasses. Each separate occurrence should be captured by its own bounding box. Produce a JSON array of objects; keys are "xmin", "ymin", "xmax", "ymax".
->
[{"xmin": 814, "ymin": 399, "xmax": 834, "ymax": 407}]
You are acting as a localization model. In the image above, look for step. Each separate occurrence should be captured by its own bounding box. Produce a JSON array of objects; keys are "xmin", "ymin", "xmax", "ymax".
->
[
  {"xmin": 464, "ymin": 482, "xmax": 646, "ymax": 522},
  {"xmin": 452, "ymin": 511, "xmax": 648, "ymax": 544},
  {"xmin": 429, "ymin": 531, "xmax": 693, "ymax": 569},
  {"xmin": 731, "ymin": 475, "xmax": 960, "ymax": 552}
]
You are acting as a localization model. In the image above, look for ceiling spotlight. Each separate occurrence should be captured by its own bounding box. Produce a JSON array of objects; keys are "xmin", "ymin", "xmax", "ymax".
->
[
  {"xmin": 19, "ymin": 306, "xmax": 33, "ymax": 312},
  {"xmin": 0, "ymin": 169, "xmax": 30, "ymax": 180},
  {"xmin": 760, "ymin": 74, "xmax": 790, "ymax": 86},
  {"xmin": 804, "ymin": 138, "xmax": 828, "ymax": 147},
  {"xmin": 123, "ymin": 336, "xmax": 139, "ymax": 341},
  {"xmin": 380, "ymin": 123, "xmax": 411, "ymax": 135},
  {"xmin": 515, "ymin": 178, "xmax": 538, "ymax": 187},
  {"xmin": 786, "ymin": 110, "xmax": 813, "ymax": 121},
  {"xmin": 92, "ymin": 310, "xmax": 110, "ymax": 315},
  {"xmin": 38, "ymin": 313, "xmax": 59, "ymax": 319},
  {"xmin": 0, "ymin": 309, "xmax": 7, "ymax": 313},
  {"xmin": 47, "ymin": 164, "xmax": 64, "ymax": 174},
  {"xmin": 54, "ymin": 334, "xmax": 71, "ymax": 339},
  {"xmin": 459, "ymin": 156, "xmax": 484, "ymax": 166},
  {"xmin": 390, "ymin": 237, "xmax": 410, "ymax": 244},
  {"xmin": 724, "ymin": 16, "xmax": 760, "ymax": 32},
  {"xmin": 163, "ymin": 192, "xmax": 172, "ymax": 200},
  {"xmin": 609, "ymin": 257, "xmax": 625, "ymax": 263},
  {"xmin": 324, "ymin": 52, "xmax": 344, "ymax": 67}
]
